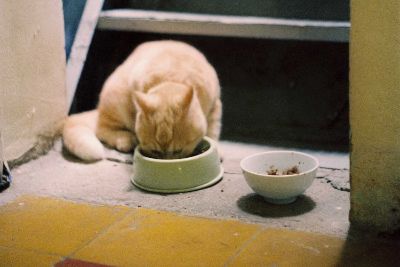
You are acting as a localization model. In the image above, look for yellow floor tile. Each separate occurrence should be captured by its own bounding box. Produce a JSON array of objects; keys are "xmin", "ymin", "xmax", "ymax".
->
[
  {"xmin": 0, "ymin": 196, "xmax": 130, "ymax": 256},
  {"xmin": 229, "ymin": 228, "xmax": 345, "ymax": 267},
  {"xmin": 1, "ymin": 196, "xmax": 398, "ymax": 267},
  {"xmin": 73, "ymin": 208, "xmax": 262, "ymax": 267},
  {"xmin": 0, "ymin": 246, "xmax": 61, "ymax": 267}
]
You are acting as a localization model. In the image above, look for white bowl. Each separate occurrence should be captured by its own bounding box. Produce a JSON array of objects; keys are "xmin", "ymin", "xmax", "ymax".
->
[
  {"xmin": 240, "ymin": 151, "xmax": 319, "ymax": 204},
  {"xmin": 132, "ymin": 136, "xmax": 223, "ymax": 193}
]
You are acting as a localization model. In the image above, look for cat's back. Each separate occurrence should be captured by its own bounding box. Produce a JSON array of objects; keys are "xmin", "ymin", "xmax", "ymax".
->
[
  {"xmin": 130, "ymin": 40, "xmax": 207, "ymax": 64},
  {"xmin": 115, "ymin": 40, "xmax": 220, "ymax": 110},
  {"xmin": 122, "ymin": 40, "xmax": 215, "ymax": 80}
]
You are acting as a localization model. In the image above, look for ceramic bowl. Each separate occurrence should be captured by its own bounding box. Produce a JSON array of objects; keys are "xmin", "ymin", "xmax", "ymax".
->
[
  {"xmin": 240, "ymin": 151, "xmax": 319, "ymax": 204},
  {"xmin": 132, "ymin": 136, "xmax": 223, "ymax": 193}
]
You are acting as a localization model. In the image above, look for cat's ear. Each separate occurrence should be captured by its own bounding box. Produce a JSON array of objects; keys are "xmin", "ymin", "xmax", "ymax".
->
[
  {"xmin": 181, "ymin": 87, "xmax": 194, "ymax": 111},
  {"xmin": 133, "ymin": 91, "xmax": 156, "ymax": 114}
]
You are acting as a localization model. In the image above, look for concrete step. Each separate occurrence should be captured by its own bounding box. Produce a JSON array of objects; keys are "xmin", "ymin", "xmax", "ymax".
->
[{"xmin": 97, "ymin": 9, "xmax": 350, "ymax": 42}]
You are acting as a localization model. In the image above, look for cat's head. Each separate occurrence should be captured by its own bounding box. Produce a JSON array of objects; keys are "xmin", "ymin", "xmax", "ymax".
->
[{"xmin": 133, "ymin": 83, "xmax": 207, "ymax": 159}]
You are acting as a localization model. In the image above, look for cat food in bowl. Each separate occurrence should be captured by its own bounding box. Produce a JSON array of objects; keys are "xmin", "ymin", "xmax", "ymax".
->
[
  {"xmin": 132, "ymin": 136, "xmax": 223, "ymax": 193},
  {"xmin": 240, "ymin": 151, "xmax": 319, "ymax": 204}
]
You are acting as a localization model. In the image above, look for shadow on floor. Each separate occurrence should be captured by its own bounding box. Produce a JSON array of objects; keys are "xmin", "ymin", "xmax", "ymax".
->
[
  {"xmin": 61, "ymin": 147, "xmax": 89, "ymax": 164},
  {"xmin": 237, "ymin": 193, "xmax": 315, "ymax": 217},
  {"xmin": 336, "ymin": 226, "xmax": 400, "ymax": 267}
]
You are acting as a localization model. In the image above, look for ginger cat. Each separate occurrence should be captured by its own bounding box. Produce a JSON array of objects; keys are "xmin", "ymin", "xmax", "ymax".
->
[{"xmin": 63, "ymin": 40, "xmax": 222, "ymax": 161}]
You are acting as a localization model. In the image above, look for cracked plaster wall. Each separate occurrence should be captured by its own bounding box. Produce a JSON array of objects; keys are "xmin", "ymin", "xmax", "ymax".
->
[
  {"xmin": 0, "ymin": 0, "xmax": 67, "ymax": 161},
  {"xmin": 350, "ymin": 0, "xmax": 400, "ymax": 233}
]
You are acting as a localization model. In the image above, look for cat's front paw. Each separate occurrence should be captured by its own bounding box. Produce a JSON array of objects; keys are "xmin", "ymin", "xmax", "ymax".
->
[{"xmin": 115, "ymin": 136, "xmax": 137, "ymax": 152}]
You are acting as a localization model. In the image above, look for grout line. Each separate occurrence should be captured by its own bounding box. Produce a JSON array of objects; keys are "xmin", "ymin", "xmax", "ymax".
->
[
  {"xmin": 223, "ymin": 226, "xmax": 267, "ymax": 267},
  {"xmin": 65, "ymin": 209, "xmax": 137, "ymax": 259},
  {"xmin": 0, "ymin": 244, "xmax": 64, "ymax": 259}
]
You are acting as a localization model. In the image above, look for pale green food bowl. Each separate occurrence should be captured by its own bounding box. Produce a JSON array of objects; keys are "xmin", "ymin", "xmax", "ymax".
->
[{"xmin": 132, "ymin": 136, "xmax": 223, "ymax": 193}]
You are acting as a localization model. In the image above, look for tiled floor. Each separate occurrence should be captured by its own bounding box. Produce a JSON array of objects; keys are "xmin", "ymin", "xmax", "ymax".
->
[{"xmin": 1, "ymin": 196, "xmax": 399, "ymax": 267}]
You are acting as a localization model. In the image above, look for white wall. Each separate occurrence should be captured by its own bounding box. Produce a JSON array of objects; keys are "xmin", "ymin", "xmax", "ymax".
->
[{"xmin": 0, "ymin": 0, "xmax": 67, "ymax": 161}]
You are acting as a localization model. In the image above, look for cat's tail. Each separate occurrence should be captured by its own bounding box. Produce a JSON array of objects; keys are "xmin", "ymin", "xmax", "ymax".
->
[{"xmin": 62, "ymin": 110, "xmax": 105, "ymax": 161}]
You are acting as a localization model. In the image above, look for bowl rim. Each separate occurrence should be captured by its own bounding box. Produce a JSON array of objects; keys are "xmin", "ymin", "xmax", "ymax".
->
[
  {"xmin": 240, "ymin": 150, "xmax": 319, "ymax": 178},
  {"xmin": 134, "ymin": 136, "xmax": 215, "ymax": 163}
]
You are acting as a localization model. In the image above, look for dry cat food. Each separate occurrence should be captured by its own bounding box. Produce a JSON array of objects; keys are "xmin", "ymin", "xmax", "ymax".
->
[{"xmin": 267, "ymin": 165, "xmax": 299, "ymax": 175}]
